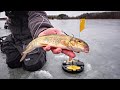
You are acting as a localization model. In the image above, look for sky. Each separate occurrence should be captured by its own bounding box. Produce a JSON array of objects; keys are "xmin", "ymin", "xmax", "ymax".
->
[{"xmin": 0, "ymin": 11, "xmax": 107, "ymax": 18}]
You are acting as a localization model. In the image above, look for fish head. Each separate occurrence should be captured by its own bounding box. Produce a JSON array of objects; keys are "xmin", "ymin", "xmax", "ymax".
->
[{"xmin": 69, "ymin": 38, "xmax": 89, "ymax": 53}]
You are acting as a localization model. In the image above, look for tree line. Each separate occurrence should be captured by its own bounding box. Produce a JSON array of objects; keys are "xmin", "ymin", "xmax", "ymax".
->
[
  {"xmin": 48, "ymin": 11, "xmax": 120, "ymax": 19},
  {"xmin": 0, "ymin": 11, "xmax": 120, "ymax": 20}
]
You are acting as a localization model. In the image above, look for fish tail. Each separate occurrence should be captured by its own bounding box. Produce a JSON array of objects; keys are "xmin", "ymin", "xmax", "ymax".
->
[{"xmin": 20, "ymin": 52, "xmax": 27, "ymax": 62}]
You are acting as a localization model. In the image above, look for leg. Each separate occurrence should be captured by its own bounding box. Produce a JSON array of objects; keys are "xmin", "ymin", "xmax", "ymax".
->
[
  {"xmin": 1, "ymin": 34, "xmax": 22, "ymax": 68},
  {"xmin": 22, "ymin": 48, "xmax": 46, "ymax": 72},
  {"xmin": 6, "ymin": 49, "xmax": 22, "ymax": 68}
]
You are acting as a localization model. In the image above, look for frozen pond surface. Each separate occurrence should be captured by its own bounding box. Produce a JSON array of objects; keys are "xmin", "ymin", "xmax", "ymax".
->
[{"xmin": 0, "ymin": 19, "xmax": 120, "ymax": 79}]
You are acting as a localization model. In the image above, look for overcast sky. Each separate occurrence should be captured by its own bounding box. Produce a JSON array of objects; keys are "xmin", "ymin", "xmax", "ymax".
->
[{"xmin": 0, "ymin": 11, "xmax": 108, "ymax": 17}]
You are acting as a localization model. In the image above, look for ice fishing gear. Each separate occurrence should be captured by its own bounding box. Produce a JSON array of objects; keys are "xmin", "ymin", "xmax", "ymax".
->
[
  {"xmin": 62, "ymin": 58, "xmax": 84, "ymax": 74},
  {"xmin": 62, "ymin": 19, "xmax": 87, "ymax": 74}
]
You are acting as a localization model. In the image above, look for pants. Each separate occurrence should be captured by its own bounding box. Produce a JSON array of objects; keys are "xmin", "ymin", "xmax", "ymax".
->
[{"xmin": 1, "ymin": 34, "xmax": 46, "ymax": 72}]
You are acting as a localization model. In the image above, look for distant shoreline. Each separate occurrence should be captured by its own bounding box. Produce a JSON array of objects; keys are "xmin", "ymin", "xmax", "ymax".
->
[
  {"xmin": 0, "ymin": 18, "xmax": 120, "ymax": 21},
  {"xmin": 48, "ymin": 12, "xmax": 120, "ymax": 19},
  {"xmin": 0, "ymin": 11, "xmax": 120, "ymax": 20},
  {"xmin": 0, "ymin": 18, "xmax": 119, "ymax": 21}
]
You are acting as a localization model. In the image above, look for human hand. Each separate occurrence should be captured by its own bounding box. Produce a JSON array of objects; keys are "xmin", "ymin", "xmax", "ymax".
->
[{"xmin": 38, "ymin": 28, "xmax": 76, "ymax": 58}]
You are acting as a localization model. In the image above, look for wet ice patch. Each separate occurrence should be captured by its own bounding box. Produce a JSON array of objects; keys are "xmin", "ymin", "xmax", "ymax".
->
[
  {"xmin": 83, "ymin": 71, "xmax": 100, "ymax": 79},
  {"xmin": 85, "ymin": 63, "xmax": 92, "ymax": 72},
  {"xmin": 54, "ymin": 54, "xmax": 68, "ymax": 59},
  {"xmin": 28, "ymin": 70, "xmax": 53, "ymax": 79}
]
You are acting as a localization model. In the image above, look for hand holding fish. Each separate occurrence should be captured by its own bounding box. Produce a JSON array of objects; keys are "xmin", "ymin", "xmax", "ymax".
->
[
  {"xmin": 20, "ymin": 28, "xmax": 89, "ymax": 62},
  {"xmin": 39, "ymin": 28, "xmax": 76, "ymax": 58}
]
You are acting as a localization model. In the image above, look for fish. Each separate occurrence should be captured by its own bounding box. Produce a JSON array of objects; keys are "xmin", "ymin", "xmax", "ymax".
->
[{"xmin": 20, "ymin": 34, "xmax": 89, "ymax": 62}]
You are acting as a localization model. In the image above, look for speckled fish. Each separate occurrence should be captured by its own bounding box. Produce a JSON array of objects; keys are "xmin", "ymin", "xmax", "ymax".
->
[{"xmin": 20, "ymin": 34, "xmax": 89, "ymax": 62}]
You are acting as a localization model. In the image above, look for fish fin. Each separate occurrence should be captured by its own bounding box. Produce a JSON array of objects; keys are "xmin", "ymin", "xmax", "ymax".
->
[
  {"xmin": 20, "ymin": 53, "xmax": 27, "ymax": 62},
  {"xmin": 40, "ymin": 43, "xmax": 48, "ymax": 47},
  {"xmin": 61, "ymin": 40, "xmax": 69, "ymax": 47},
  {"xmin": 61, "ymin": 40, "xmax": 74, "ymax": 50},
  {"xmin": 69, "ymin": 35, "xmax": 74, "ymax": 42},
  {"xmin": 71, "ymin": 34, "xmax": 74, "ymax": 38}
]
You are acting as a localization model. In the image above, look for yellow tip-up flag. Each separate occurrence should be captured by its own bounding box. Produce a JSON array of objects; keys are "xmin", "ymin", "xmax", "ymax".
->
[{"xmin": 80, "ymin": 19, "xmax": 86, "ymax": 32}]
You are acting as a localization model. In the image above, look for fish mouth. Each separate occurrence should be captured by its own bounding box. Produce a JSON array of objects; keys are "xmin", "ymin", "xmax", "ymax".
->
[{"xmin": 83, "ymin": 47, "xmax": 89, "ymax": 53}]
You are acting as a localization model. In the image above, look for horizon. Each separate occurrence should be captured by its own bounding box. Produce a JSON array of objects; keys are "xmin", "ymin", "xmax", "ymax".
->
[
  {"xmin": 46, "ymin": 11, "xmax": 108, "ymax": 16},
  {"xmin": 0, "ymin": 11, "xmax": 109, "ymax": 18}
]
